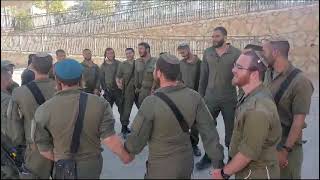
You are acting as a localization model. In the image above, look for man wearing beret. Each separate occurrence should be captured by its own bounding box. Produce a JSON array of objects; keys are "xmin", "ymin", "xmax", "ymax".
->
[
  {"xmin": 7, "ymin": 53, "xmax": 56, "ymax": 178},
  {"xmin": 33, "ymin": 59, "xmax": 133, "ymax": 179},
  {"xmin": 124, "ymin": 53, "xmax": 224, "ymax": 178}
]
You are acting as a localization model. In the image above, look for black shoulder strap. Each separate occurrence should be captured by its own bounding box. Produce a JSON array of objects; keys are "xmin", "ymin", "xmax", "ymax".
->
[
  {"xmin": 26, "ymin": 81, "xmax": 46, "ymax": 105},
  {"xmin": 154, "ymin": 92, "xmax": 190, "ymax": 133},
  {"xmin": 70, "ymin": 92, "xmax": 88, "ymax": 155},
  {"xmin": 124, "ymin": 60, "xmax": 135, "ymax": 90},
  {"xmin": 194, "ymin": 60, "xmax": 201, "ymax": 91},
  {"xmin": 274, "ymin": 68, "xmax": 301, "ymax": 105}
]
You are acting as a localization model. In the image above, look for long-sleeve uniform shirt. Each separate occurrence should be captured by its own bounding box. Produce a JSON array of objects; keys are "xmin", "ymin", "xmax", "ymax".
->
[
  {"xmin": 124, "ymin": 84, "xmax": 224, "ymax": 178},
  {"xmin": 33, "ymin": 88, "xmax": 116, "ymax": 178},
  {"xmin": 81, "ymin": 61, "xmax": 100, "ymax": 92},
  {"xmin": 229, "ymin": 84, "xmax": 282, "ymax": 179}
]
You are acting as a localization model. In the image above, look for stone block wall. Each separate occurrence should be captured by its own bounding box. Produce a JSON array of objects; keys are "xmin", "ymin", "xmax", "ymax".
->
[{"xmin": 111, "ymin": 4, "xmax": 319, "ymax": 74}]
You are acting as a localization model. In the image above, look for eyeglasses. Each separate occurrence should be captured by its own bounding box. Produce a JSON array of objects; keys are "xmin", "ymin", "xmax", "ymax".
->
[{"xmin": 234, "ymin": 50, "xmax": 266, "ymax": 71}]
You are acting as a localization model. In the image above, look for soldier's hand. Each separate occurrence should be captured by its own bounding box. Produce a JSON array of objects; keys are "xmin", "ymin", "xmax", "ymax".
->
[
  {"xmin": 277, "ymin": 149, "xmax": 289, "ymax": 168},
  {"xmin": 121, "ymin": 153, "xmax": 135, "ymax": 164},
  {"xmin": 211, "ymin": 169, "xmax": 223, "ymax": 179}
]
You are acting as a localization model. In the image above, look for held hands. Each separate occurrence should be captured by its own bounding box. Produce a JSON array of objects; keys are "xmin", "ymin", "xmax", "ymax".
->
[
  {"xmin": 121, "ymin": 153, "xmax": 135, "ymax": 164},
  {"xmin": 212, "ymin": 169, "xmax": 223, "ymax": 179},
  {"xmin": 277, "ymin": 149, "xmax": 289, "ymax": 168}
]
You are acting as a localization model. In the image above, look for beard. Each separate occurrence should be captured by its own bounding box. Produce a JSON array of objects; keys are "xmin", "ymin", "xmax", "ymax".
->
[
  {"xmin": 232, "ymin": 73, "xmax": 250, "ymax": 87},
  {"xmin": 140, "ymin": 51, "xmax": 147, "ymax": 58},
  {"xmin": 213, "ymin": 39, "xmax": 225, "ymax": 48}
]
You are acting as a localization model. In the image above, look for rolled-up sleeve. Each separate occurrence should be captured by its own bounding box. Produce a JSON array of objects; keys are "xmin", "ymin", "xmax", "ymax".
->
[
  {"xmin": 238, "ymin": 110, "xmax": 269, "ymax": 161},
  {"xmin": 34, "ymin": 104, "xmax": 53, "ymax": 152},
  {"xmin": 125, "ymin": 97, "xmax": 154, "ymax": 154},
  {"xmin": 99, "ymin": 101, "xmax": 116, "ymax": 139}
]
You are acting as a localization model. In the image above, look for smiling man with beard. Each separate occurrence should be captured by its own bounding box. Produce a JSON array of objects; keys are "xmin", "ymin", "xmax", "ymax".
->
[
  {"xmin": 196, "ymin": 27, "xmax": 241, "ymax": 170},
  {"xmin": 212, "ymin": 50, "xmax": 281, "ymax": 179}
]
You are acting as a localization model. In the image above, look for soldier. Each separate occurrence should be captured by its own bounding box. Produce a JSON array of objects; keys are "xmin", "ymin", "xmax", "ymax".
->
[
  {"xmin": 8, "ymin": 53, "xmax": 55, "ymax": 178},
  {"xmin": 33, "ymin": 59, "xmax": 133, "ymax": 179},
  {"xmin": 196, "ymin": 26, "xmax": 241, "ymax": 170},
  {"xmin": 212, "ymin": 50, "xmax": 281, "ymax": 179},
  {"xmin": 124, "ymin": 53, "xmax": 224, "ymax": 179},
  {"xmin": 21, "ymin": 54, "xmax": 35, "ymax": 86},
  {"xmin": 55, "ymin": 49, "xmax": 66, "ymax": 61},
  {"xmin": 177, "ymin": 43, "xmax": 202, "ymax": 157},
  {"xmin": 1, "ymin": 61, "xmax": 20, "ymax": 179},
  {"xmin": 100, "ymin": 48, "xmax": 122, "ymax": 115},
  {"xmin": 116, "ymin": 48, "xmax": 136, "ymax": 138},
  {"xmin": 262, "ymin": 39, "xmax": 314, "ymax": 179},
  {"xmin": 81, "ymin": 49, "xmax": 100, "ymax": 95},
  {"xmin": 134, "ymin": 42, "xmax": 158, "ymax": 108},
  {"xmin": 2, "ymin": 60, "xmax": 19, "ymax": 94}
]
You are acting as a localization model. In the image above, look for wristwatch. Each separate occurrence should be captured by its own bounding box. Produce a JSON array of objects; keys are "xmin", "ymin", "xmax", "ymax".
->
[
  {"xmin": 221, "ymin": 168, "xmax": 231, "ymax": 179},
  {"xmin": 282, "ymin": 145, "xmax": 293, "ymax": 152}
]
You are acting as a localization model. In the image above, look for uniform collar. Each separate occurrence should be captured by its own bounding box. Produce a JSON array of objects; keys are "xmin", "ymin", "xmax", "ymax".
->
[
  {"xmin": 55, "ymin": 87, "xmax": 82, "ymax": 96},
  {"xmin": 212, "ymin": 43, "xmax": 234, "ymax": 55},
  {"xmin": 33, "ymin": 78, "xmax": 51, "ymax": 83},
  {"xmin": 271, "ymin": 62, "xmax": 294, "ymax": 80},
  {"xmin": 155, "ymin": 83, "xmax": 186, "ymax": 94},
  {"xmin": 238, "ymin": 84, "xmax": 265, "ymax": 105}
]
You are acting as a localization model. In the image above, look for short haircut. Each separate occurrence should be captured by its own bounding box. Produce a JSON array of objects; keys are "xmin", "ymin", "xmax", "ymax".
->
[
  {"xmin": 56, "ymin": 76, "xmax": 81, "ymax": 86},
  {"xmin": 270, "ymin": 40, "xmax": 290, "ymax": 58},
  {"xmin": 244, "ymin": 44, "xmax": 263, "ymax": 51},
  {"xmin": 82, "ymin": 49, "xmax": 91, "ymax": 53},
  {"xmin": 214, "ymin": 26, "xmax": 228, "ymax": 36},
  {"xmin": 138, "ymin": 42, "xmax": 150, "ymax": 53},
  {"xmin": 56, "ymin": 49, "xmax": 66, "ymax": 55},
  {"xmin": 177, "ymin": 43, "xmax": 190, "ymax": 50},
  {"xmin": 243, "ymin": 50, "xmax": 267, "ymax": 81},
  {"xmin": 28, "ymin": 54, "xmax": 36, "ymax": 66},
  {"xmin": 156, "ymin": 56, "xmax": 180, "ymax": 81},
  {"xmin": 125, "ymin": 48, "xmax": 134, "ymax": 53},
  {"xmin": 32, "ymin": 54, "xmax": 53, "ymax": 74}
]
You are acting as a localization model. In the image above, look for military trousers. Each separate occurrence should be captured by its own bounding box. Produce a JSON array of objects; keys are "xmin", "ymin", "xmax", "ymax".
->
[
  {"xmin": 205, "ymin": 98, "xmax": 237, "ymax": 148},
  {"xmin": 235, "ymin": 163, "xmax": 280, "ymax": 179},
  {"xmin": 103, "ymin": 88, "xmax": 123, "ymax": 114},
  {"xmin": 53, "ymin": 154, "xmax": 103, "ymax": 179},
  {"xmin": 24, "ymin": 144, "xmax": 53, "ymax": 179},
  {"xmin": 120, "ymin": 84, "xmax": 137, "ymax": 126},
  {"xmin": 190, "ymin": 124, "xmax": 199, "ymax": 147},
  {"xmin": 280, "ymin": 144, "xmax": 303, "ymax": 179}
]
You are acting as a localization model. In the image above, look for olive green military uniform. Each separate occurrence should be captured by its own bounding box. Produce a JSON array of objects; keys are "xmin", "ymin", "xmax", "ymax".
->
[
  {"xmin": 199, "ymin": 45, "xmax": 241, "ymax": 148},
  {"xmin": 8, "ymin": 79, "xmax": 56, "ymax": 178},
  {"xmin": 116, "ymin": 60, "xmax": 136, "ymax": 126},
  {"xmin": 7, "ymin": 81, "xmax": 19, "ymax": 95},
  {"xmin": 229, "ymin": 84, "xmax": 281, "ymax": 179},
  {"xmin": 125, "ymin": 84, "xmax": 224, "ymax": 179},
  {"xmin": 264, "ymin": 63, "xmax": 314, "ymax": 179},
  {"xmin": 134, "ymin": 57, "xmax": 158, "ymax": 108},
  {"xmin": 1, "ymin": 90, "xmax": 20, "ymax": 179},
  {"xmin": 178, "ymin": 56, "xmax": 201, "ymax": 148},
  {"xmin": 100, "ymin": 60, "xmax": 122, "ymax": 111},
  {"xmin": 33, "ymin": 88, "xmax": 116, "ymax": 179},
  {"xmin": 81, "ymin": 61, "xmax": 100, "ymax": 94}
]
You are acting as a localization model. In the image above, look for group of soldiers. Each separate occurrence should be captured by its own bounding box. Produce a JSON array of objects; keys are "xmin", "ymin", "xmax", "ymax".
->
[{"xmin": 1, "ymin": 26, "xmax": 314, "ymax": 179}]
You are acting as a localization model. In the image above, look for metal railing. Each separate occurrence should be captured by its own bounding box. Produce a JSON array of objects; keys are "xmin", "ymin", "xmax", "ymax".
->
[
  {"xmin": 1, "ymin": 33, "xmax": 262, "ymax": 59},
  {"xmin": 2, "ymin": 0, "xmax": 317, "ymax": 34}
]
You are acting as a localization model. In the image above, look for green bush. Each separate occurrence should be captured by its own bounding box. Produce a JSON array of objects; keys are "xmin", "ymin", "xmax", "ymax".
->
[{"xmin": 14, "ymin": 11, "xmax": 33, "ymax": 31}]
